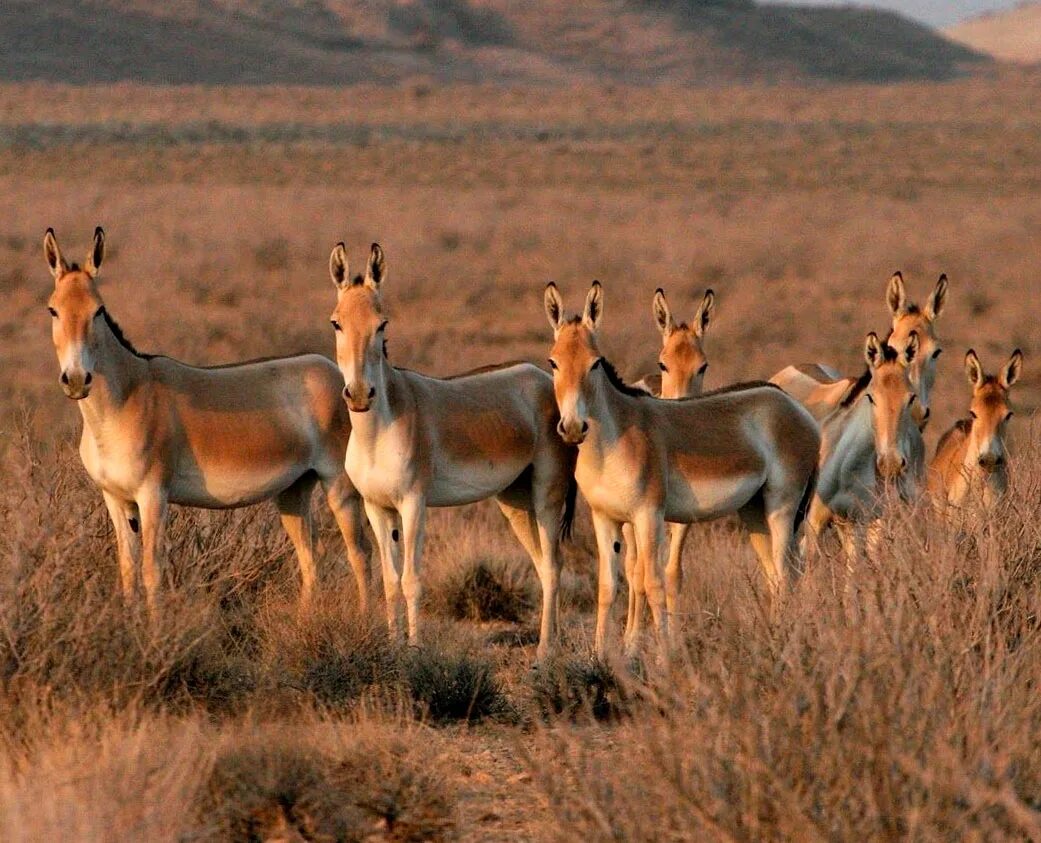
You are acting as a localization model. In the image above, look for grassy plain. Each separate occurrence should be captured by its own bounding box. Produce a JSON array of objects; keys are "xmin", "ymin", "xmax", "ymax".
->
[{"xmin": 2, "ymin": 77, "xmax": 1041, "ymax": 840}]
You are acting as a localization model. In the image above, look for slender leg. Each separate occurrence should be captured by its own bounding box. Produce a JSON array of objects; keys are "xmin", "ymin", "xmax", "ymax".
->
[
  {"xmin": 275, "ymin": 474, "xmax": 319, "ymax": 608},
  {"xmin": 496, "ymin": 498, "xmax": 559, "ymax": 661},
  {"xmin": 590, "ymin": 509, "xmax": 623, "ymax": 659},
  {"xmin": 664, "ymin": 522, "xmax": 689, "ymax": 635},
  {"xmin": 398, "ymin": 495, "xmax": 427, "ymax": 644},
  {"xmin": 103, "ymin": 490, "xmax": 139, "ymax": 602},
  {"xmin": 632, "ymin": 511, "xmax": 669, "ymax": 655},
  {"xmin": 740, "ymin": 498, "xmax": 781, "ymax": 612},
  {"xmin": 323, "ymin": 473, "xmax": 371, "ymax": 615},
  {"xmin": 137, "ymin": 485, "xmax": 168, "ymax": 618},
  {"xmin": 365, "ymin": 501, "xmax": 403, "ymax": 640},
  {"xmin": 621, "ymin": 523, "xmax": 639, "ymax": 647}
]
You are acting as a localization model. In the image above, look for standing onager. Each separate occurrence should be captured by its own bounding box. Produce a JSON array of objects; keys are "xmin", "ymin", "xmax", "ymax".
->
[
  {"xmin": 44, "ymin": 227, "xmax": 370, "ymax": 614},
  {"xmin": 929, "ymin": 349, "xmax": 1022, "ymax": 509},
  {"xmin": 770, "ymin": 271, "xmax": 948, "ymax": 429},
  {"xmin": 806, "ymin": 333, "xmax": 925, "ymax": 560},
  {"xmin": 328, "ymin": 242, "xmax": 575, "ymax": 660},
  {"xmin": 544, "ymin": 281, "xmax": 819, "ymax": 656},
  {"xmin": 625, "ymin": 288, "xmax": 714, "ymax": 639}
]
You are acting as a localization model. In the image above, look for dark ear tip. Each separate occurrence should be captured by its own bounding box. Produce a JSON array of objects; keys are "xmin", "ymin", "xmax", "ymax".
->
[
  {"xmin": 1013, "ymin": 348, "xmax": 1023, "ymax": 357},
  {"xmin": 705, "ymin": 288, "xmax": 715, "ymax": 297},
  {"xmin": 938, "ymin": 273, "xmax": 948, "ymax": 282},
  {"xmin": 94, "ymin": 226, "xmax": 104, "ymax": 237},
  {"xmin": 654, "ymin": 287, "xmax": 665, "ymax": 296},
  {"xmin": 334, "ymin": 241, "xmax": 345, "ymax": 250},
  {"xmin": 891, "ymin": 270, "xmax": 903, "ymax": 280},
  {"xmin": 545, "ymin": 281, "xmax": 558, "ymax": 291},
  {"xmin": 45, "ymin": 227, "xmax": 55, "ymax": 236},
  {"xmin": 591, "ymin": 279, "xmax": 602, "ymax": 289}
]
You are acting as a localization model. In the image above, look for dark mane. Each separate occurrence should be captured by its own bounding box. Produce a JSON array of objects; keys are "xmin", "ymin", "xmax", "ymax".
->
[
  {"xmin": 841, "ymin": 369, "xmax": 872, "ymax": 407},
  {"xmin": 395, "ymin": 359, "xmax": 533, "ymax": 381},
  {"xmin": 936, "ymin": 418, "xmax": 972, "ymax": 454},
  {"xmin": 600, "ymin": 357, "xmax": 655, "ymax": 398},
  {"xmin": 100, "ymin": 308, "xmax": 155, "ymax": 360},
  {"xmin": 699, "ymin": 380, "xmax": 779, "ymax": 398}
]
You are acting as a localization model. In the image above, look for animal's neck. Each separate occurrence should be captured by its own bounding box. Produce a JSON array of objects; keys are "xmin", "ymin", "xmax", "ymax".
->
[
  {"xmin": 76, "ymin": 318, "xmax": 148, "ymax": 433},
  {"xmin": 586, "ymin": 371, "xmax": 636, "ymax": 448},
  {"xmin": 349, "ymin": 357, "xmax": 406, "ymax": 440}
]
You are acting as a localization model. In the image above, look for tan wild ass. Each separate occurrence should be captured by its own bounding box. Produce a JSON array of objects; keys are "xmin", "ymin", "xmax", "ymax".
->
[
  {"xmin": 328, "ymin": 242, "xmax": 575, "ymax": 660},
  {"xmin": 624, "ymin": 288, "xmax": 714, "ymax": 640},
  {"xmin": 44, "ymin": 227, "xmax": 370, "ymax": 614},
  {"xmin": 806, "ymin": 332, "xmax": 925, "ymax": 560},
  {"xmin": 930, "ymin": 349, "xmax": 1022, "ymax": 509},
  {"xmin": 544, "ymin": 281, "xmax": 819, "ymax": 656},
  {"xmin": 771, "ymin": 271, "xmax": 948, "ymax": 430}
]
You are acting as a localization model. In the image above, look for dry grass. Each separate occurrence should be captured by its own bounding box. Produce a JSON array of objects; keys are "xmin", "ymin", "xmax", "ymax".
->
[{"xmin": 2, "ymin": 79, "xmax": 1041, "ymax": 839}]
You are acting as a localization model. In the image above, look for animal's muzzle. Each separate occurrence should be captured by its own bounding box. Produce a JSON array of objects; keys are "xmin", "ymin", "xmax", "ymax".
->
[{"xmin": 556, "ymin": 418, "xmax": 589, "ymax": 445}]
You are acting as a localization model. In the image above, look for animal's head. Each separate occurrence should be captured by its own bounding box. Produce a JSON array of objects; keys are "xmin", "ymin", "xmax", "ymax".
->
[
  {"xmin": 963, "ymin": 348, "xmax": 1022, "ymax": 474},
  {"xmin": 886, "ymin": 271, "xmax": 948, "ymax": 430},
  {"xmin": 44, "ymin": 227, "xmax": 107, "ymax": 400},
  {"xmin": 544, "ymin": 280, "xmax": 604, "ymax": 445},
  {"xmin": 328, "ymin": 242, "xmax": 387, "ymax": 413},
  {"xmin": 863, "ymin": 330, "xmax": 920, "ymax": 481},
  {"xmin": 652, "ymin": 288, "xmax": 713, "ymax": 399}
]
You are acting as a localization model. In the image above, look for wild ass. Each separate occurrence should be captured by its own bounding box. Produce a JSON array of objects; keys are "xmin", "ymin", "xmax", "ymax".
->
[
  {"xmin": 806, "ymin": 332, "xmax": 925, "ymax": 559},
  {"xmin": 771, "ymin": 271, "xmax": 948, "ymax": 429},
  {"xmin": 930, "ymin": 349, "xmax": 1022, "ymax": 509},
  {"xmin": 544, "ymin": 281, "xmax": 819, "ymax": 655},
  {"xmin": 328, "ymin": 242, "xmax": 575, "ymax": 660},
  {"xmin": 624, "ymin": 288, "xmax": 714, "ymax": 639},
  {"xmin": 44, "ymin": 227, "xmax": 370, "ymax": 613}
]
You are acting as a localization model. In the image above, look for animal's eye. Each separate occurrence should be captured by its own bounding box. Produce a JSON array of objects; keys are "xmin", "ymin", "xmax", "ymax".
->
[
  {"xmin": 697, "ymin": 362, "xmax": 709, "ymax": 375},
  {"xmin": 548, "ymin": 359, "xmax": 558, "ymax": 371},
  {"xmin": 330, "ymin": 320, "xmax": 342, "ymax": 332},
  {"xmin": 658, "ymin": 361, "xmax": 668, "ymax": 372},
  {"xmin": 908, "ymin": 394, "xmax": 916, "ymax": 406},
  {"xmin": 1005, "ymin": 411, "xmax": 1014, "ymax": 422},
  {"xmin": 969, "ymin": 410, "xmax": 978, "ymax": 419},
  {"xmin": 47, "ymin": 307, "xmax": 57, "ymax": 317},
  {"xmin": 866, "ymin": 394, "xmax": 875, "ymax": 405},
  {"xmin": 591, "ymin": 358, "xmax": 602, "ymax": 371},
  {"xmin": 378, "ymin": 320, "xmax": 388, "ymax": 332},
  {"xmin": 932, "ymin": 349, "xmax": 942, "ymax": 359}
]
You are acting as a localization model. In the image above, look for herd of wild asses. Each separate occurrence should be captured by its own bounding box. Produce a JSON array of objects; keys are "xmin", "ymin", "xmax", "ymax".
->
[{"xmin": 43, "ymin": 227, "xmax": 1022, "ymax": 659}]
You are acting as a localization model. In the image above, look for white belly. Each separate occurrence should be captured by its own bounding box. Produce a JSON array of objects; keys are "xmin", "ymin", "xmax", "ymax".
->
[{"xmin": 665, "ymin": 472, "xmax": 764, "ymax": 523}]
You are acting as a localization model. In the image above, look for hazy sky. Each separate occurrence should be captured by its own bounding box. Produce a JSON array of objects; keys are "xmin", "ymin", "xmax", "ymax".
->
[{"xmin": 769, "ymin": 0, "xmax": 1026, "ymax": 28}]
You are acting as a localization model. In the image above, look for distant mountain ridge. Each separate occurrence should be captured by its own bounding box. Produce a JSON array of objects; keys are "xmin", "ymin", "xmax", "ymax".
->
[
  {"xmin": 0, "ymin": 0, "xmax": 987, "ymax": 85},
  {"xmin": 946, "ymin": 2, "xmax": 1041, "ymax": 63}
]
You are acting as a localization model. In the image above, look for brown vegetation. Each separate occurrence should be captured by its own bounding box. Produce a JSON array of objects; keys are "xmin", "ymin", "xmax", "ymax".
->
[{"xmin": 2, "ymin": 79, "xmax": 1041, "ymax": 839}]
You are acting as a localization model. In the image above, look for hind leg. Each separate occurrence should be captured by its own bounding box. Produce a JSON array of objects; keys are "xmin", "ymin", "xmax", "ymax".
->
[
  {"xmin": 276, "ymin": 473, "xmax": 320, "ymax": 608},
  {"xmin": 739, "ymin": 498, "xmax": 780, "ymax": 611},
  {"xmin": 664, "ymin": 522, "xmax": 689, "ymax": 638},
  {"xmin": 321, "ymin": 472, "xmax": 371, "ymax": 615}
]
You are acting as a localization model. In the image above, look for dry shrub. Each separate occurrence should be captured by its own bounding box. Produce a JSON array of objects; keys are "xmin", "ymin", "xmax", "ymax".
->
[
  {"xmin": 528, "ymin": 655, "xmax": 634, "ymax": 722},
  {"xmin": 434, "ymin": 558, "xmax": 534, "ymax": 623},
  {"xmin": 404, "ymin": 631, "xmax": 510, "ymax": 724},
  {"xmin": 527, "ymin": 468, "xmax": 1041, "ymax": 841},
  {"xmin": 198, "ymin": 716, "xmax": 456, "ymax": 843}
]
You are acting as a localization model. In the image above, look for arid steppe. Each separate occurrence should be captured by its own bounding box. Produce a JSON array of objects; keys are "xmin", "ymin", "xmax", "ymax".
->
[{"xmin": 3, "ymin": 77, "xmax": 1041, "ymax": 840}]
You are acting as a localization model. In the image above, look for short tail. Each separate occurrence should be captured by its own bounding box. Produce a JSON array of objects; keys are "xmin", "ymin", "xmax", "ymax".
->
[
  {"xmin": 560, "ymin": 448, "xmax": 579, "ymax": 542},
  {"xmin": 793, "ymin": 464, "xmax": 818, "ymax": 536}
]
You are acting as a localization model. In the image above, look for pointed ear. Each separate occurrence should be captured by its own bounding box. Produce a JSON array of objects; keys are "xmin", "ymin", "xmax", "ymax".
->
[
  {"xmin": 694, "ymin": 288, "xmax": 715, "ymax": 338},
  {"xmin": 583, "ymin": 280, "xmax": 603, "ymax": 332},
  {"xmin": 925, "ymin": 273, "xmax": 948, "ymax": 320},
  {"xmin": 864, "ymin": 332, "xmax": 883, "ymax": 368},
  {"xmin": 544, "ymin": 282, "xmax": 565, "ymax": 335},
  {"xmin": 964, "ymin": 349, "xmax": 984, "ymax": 389},
  {"xmin": 904, "ymin": 330, "xmax": 920, "ymax": 365},
  {"xmin": 886, "ymin": 271, "xmax": 906, "ymax": 316},
  {"xmin": 1001, "ymin": 349, "xmax": 1023, "ymax": 389},
  {"xmin": 84, "ymin": 226, "xmax": 105, "ymax": 279},
  {"xmin": 329, "ymin": 242, "xmax": 349, "ymax": 289},
  {"xmin": 364, "ymin": 243, "xmax": 386, "ymax": 291},
  {"xmin": 652, "ymin": 288, "xmax": 673, "ymax": 337},
  {"xmin": 43, "ymin": 228, "xmax": 67, "ymax": 280}
]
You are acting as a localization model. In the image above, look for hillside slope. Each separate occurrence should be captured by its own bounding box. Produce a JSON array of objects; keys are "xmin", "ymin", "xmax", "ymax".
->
[
  {"xmin": 0, "ymin": 0, "xmax": 986, "ymax": 84},
  {"xmin": 946, "ymin": 2, "xmax": 1041, "ymax": 63}
]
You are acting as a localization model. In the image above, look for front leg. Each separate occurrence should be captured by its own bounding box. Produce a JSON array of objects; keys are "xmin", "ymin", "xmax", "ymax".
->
[
  {"xmin": 398, "ymin": 495, "xmax": 427, "ymax": 645},
  {"xmin": 102, "ymin": 490, "xmax": 140, "ymax": 603},
  {"xmin": 136, "ymin": 485, "xmax": 168, "ymax": 617},
  {"xmin": 591, "ymin": 509, "xmax": 623, "ymax": 659},
  {"xmin": 664, "ymin": 522, "xmax": 689, "ymax": 633},
  {"xmin": 632, "ymin": 510, "xmax": 668, "ymax": 656},
  {"xmin": 365, "ymin": 501, "xmax": 404, "ymax": 641},
  {"xmin": 621, "ymin": 522, "xmax": 642, "ymax": 650}
]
